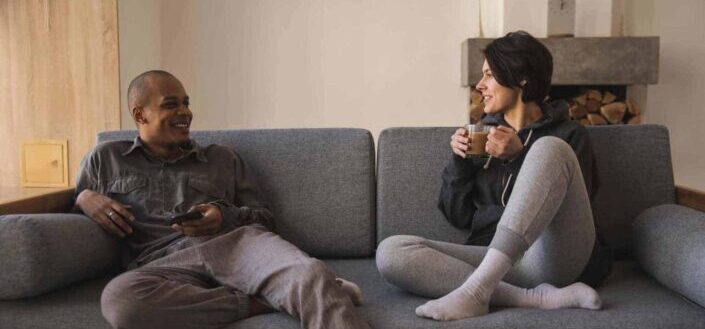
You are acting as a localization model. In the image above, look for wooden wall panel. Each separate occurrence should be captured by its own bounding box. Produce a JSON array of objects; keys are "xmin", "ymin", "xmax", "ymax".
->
[
  {"xmin": 676, "ymin": 185, "xmax": 705, "ymax": 213},
  {"xmin": 0, "ymin": 0, "xmax": 120, "ymax": 188}
]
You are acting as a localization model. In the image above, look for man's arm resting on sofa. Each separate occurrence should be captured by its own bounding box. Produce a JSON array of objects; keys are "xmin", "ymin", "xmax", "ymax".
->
[{"xmin": 675, "ymin": 185, "xmax": 705, "ymax": 213}]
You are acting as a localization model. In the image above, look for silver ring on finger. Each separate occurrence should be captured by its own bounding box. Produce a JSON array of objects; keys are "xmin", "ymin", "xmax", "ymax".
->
[{"xmin": 107, "ymin": 210, "xmax": 114, "ymax": 218}]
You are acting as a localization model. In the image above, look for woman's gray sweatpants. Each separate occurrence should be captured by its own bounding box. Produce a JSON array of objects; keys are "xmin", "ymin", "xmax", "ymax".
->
[{"xmin": 376, "ymin": 136, "xmax": 596, "ymax": 298}]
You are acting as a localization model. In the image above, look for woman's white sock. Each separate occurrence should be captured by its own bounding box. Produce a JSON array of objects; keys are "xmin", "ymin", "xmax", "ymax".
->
[{"xmin": 415, "ymin": 248, "xmax": 512, "ymax": 321}]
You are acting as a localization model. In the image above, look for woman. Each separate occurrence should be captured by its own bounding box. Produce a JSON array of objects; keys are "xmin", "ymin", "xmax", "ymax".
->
[{"xmin": 375, "ymin": 31, "xmax": 611, "ymax": 321}]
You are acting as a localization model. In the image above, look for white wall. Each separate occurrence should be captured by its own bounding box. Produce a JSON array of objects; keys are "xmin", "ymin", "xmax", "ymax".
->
[
  {"xmin": 119, "ymin": 0, "xmax": 479, "ymax": 140},
  {"xmin": 625, "ymin": 0, "xmax": 705, "ymax": 190},
  {"xmin": 119, "ymin": 0, "xmax": 705, "ymax": 190},
  {"xmin": 118, "ymin": 0, "xmax": 161, "ymax": 128}
]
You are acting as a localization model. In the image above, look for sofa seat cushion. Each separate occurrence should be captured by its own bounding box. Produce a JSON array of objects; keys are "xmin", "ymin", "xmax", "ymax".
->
[
  {"xmin": 318, "ymin": 259, "xmax": 705, "ymax": 329},
  {"xmin": 0, "ymin": 276, "xmax": 113, "ymax": 328},
  {"xmin": 3, "ymin": 260, "xmax": 704, "ymax": 329}
]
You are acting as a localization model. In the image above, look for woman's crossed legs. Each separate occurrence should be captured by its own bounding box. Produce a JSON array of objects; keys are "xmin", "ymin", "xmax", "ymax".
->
[{"xmin": 377, "ymin": 137, "xmax": 601, "ymax": 321}]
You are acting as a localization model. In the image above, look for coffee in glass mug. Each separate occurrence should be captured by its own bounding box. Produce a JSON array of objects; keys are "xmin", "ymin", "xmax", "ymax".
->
[{"xmin": 465, "ymin": 123, "xmax": 490, "ymax": 157}]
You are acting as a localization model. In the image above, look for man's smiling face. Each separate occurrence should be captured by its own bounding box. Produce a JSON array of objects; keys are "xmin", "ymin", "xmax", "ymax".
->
[{"xmin": 136, "ymin": 75, "xmax": 193, "ymax": 149}]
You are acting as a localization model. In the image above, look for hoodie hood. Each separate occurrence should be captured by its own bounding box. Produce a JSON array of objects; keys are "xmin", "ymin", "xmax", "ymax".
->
[{"xmin": 480, "ymin": 100, "xmax": 570, "ymax": 132}]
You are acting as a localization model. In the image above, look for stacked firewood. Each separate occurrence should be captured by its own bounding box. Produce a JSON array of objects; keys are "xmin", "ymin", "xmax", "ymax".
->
[
  {"xmin": 468, "ymin": 88, "xmax": 642, "ymax": 125},
  {"xmin": 468, "ymin": 89, "xmax": 484, "ymax": 124},
  {"xmin": 567, "ymin": 89, "xmax": 642, "ymax": 126}
]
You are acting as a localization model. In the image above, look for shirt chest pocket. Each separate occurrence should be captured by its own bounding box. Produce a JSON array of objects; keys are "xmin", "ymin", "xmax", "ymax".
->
[{"xmin": 107, "ymin": 176, "xmax": 148, "ymax": 205}]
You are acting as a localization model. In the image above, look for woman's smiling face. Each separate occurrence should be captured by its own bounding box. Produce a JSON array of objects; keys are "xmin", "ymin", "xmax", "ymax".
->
[{"xmin": 475, "ymin": 60, "xmax": 521, "ymax": 114}]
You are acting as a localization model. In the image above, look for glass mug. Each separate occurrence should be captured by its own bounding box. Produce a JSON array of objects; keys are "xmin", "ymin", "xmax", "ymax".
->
[{"xmin": 465, "ymin": 123, "xmax": 491, "ymax": 158}]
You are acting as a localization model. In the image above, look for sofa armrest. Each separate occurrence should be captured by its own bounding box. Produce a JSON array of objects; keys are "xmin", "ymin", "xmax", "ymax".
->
[
  {"xmin": 0, "ymin": 213, "xmax": 121, "ymax": 300},
  {"xmin": 676, "ymin": 185, "xmax": 705, "ymax": 213},
  {"xmin": 633, "ymin": 204, "xmax": 705, "ymax": 307}
]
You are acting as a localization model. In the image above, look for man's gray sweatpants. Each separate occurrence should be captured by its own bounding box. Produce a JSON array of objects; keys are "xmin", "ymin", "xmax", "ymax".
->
[
  {"xmin": 376, "ymin": 136, "xmax": 596, "ymax": 298},
  {"xmin": 101, "ymin": 224, "xmax": 369, "ymax": 329}
]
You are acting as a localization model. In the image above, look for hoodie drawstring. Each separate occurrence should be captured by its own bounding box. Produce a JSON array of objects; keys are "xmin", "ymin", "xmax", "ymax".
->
[{"xmin": 500, "ymin": 129, "xmax": 533, "ymax": 207}]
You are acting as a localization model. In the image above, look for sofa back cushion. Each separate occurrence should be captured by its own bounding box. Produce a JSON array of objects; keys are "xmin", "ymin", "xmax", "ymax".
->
[
  {"xmin": 98, "ymin": 129, "xmax": 376, "ymax": 258},
  {"xmin": 588, "ymin": 124, "xmax": 675, "ymax": 257},
  {"xmin": 377, "ymin": 127, "xmax": 470, "ymax": 244},
  {"xmin": 376, "ymin": 125, "xmax": 675, "ymax": 258}
]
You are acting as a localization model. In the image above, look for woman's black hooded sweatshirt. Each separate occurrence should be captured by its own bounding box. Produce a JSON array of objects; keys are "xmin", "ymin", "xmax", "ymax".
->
[{"xmin": 438, "ymin": 100, "xmax": 612, "ymax": 286}]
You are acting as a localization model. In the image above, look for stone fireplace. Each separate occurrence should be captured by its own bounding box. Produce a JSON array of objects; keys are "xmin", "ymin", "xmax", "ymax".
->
[{"xmin": 461, "ymin": 37, "xmax": 659, "ymax": 126}]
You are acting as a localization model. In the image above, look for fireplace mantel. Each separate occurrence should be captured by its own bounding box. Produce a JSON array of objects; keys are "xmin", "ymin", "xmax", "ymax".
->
[{"xmin": 461, "ymin": 37, "xmax": 659, "ymax": 86}]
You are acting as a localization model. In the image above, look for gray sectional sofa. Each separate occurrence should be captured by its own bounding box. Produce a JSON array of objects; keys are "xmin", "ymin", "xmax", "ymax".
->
[{"xmin": 2, "ymin": 125, "xmax": 705, "ymax": 328}]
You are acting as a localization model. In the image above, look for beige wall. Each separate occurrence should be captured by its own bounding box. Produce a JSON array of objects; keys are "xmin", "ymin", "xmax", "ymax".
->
[
  {"xmin": 118, "ymin": 0, "xmax": 162, "ymax": 131},
  {"xmin": 119, "ymin": 0, "xmax": 479, "ymax": 139},
  {"xmin": 0, "ymin": 0, "xmax": 120, "ymax": 188},
  {"xmin": 119, "ymin": 0, "xmax": 705, "ymax": 190},
  {"xmin": 625, "ymin": 0, "xmax": 705, "ymax": 190}
]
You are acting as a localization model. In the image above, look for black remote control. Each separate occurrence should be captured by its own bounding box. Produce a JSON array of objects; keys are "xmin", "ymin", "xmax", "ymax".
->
[{"xmin": 169, "ymin": 211, "xmax": 204, "ymax": 225}]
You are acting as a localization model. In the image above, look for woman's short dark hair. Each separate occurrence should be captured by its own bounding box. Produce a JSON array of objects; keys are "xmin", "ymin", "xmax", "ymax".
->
[{"xmin": 482, "ymin": 31, "xmax": 553, "ymax": 104}]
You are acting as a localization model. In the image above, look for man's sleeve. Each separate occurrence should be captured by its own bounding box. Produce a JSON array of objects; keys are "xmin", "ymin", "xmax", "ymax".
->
[
  {"xmin": 437, "ymin": 154, "xmax": 481, "ymax": 230},
  {"xmin": 212, "ymin": 151, "xmax": 275, "ymax": 231},
  {"xmin": 72, "ymin": 151, "xmax": 101, "ymax": 213}
]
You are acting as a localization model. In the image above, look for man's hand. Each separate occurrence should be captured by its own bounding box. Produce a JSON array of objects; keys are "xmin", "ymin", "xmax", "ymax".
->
[
  {"xmin": 486, "ymin": 125, "xmax": 524, "ymax": 161},
  {"xmin": 172, "ymin": 203, "xmax": 223, "ymax": 236},
  {"xmin": 76, "ymin": 189, "xmax": 135, "ymax": 238}
]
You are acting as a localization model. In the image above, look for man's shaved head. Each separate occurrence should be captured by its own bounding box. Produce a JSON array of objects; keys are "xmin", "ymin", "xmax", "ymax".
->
[
  {"xmin": 126, "ymin": 69, "xmax": 192, "ymax": 154},
  {"xmin": 127, "ymin": 70, "xmax": 179, "ymax": 110}
]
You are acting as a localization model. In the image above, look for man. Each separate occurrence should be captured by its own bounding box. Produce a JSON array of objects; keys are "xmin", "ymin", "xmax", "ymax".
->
[{"xmin": 74, "ymin": 70, "xmax": 369, "ymax": 329}]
